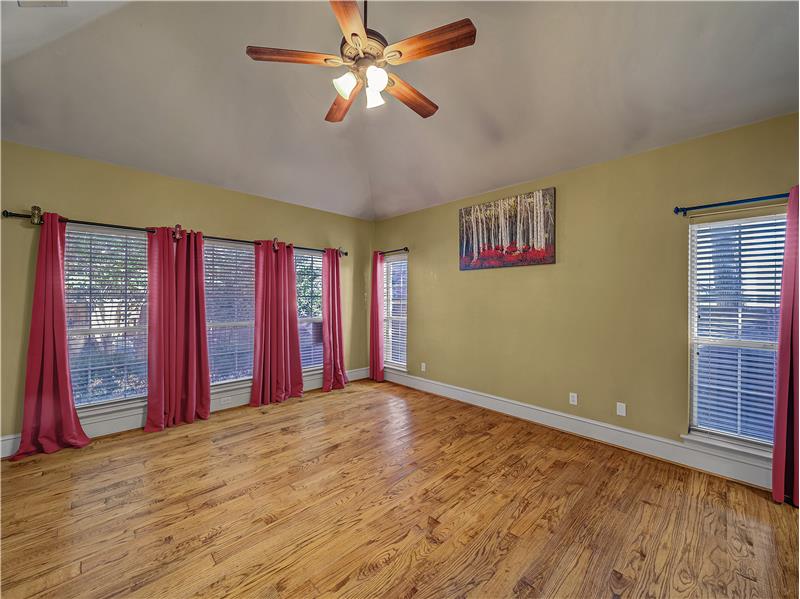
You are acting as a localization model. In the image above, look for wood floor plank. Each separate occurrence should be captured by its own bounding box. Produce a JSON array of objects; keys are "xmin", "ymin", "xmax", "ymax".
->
[{"xmin": 2, "ymin": 381, "xmax": 796, "ymax": 599}]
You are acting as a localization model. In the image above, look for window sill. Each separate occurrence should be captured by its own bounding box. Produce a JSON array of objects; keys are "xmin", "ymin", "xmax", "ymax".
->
[
  {"xmin": 681, "ymin": 429, "xmax": 772, "ymax": 465},
  {"xmin": 384, "ymin": 364, "xmax": 407, "ymax": 373},
  {"xmin": 76, "ymin": 395, "xmax": 147, "ymax": 417},
  {"xmin": 211, "ymin": 378, "xmax": 253, "ymax": 393},
  {"xmin": 75, "ymin": 378, "xmax": 254, "ymax": 413}
]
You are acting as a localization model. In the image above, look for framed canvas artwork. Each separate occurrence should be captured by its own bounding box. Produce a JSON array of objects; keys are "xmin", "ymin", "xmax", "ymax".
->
[{"xmin": 459, "ymin": 187, "xmax": 555, "ymax": 270}]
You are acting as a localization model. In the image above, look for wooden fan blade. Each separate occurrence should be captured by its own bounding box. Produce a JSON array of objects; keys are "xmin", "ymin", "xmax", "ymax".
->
[
  {"xmin": 246, "ymin": 46, "xmax": 343, "ymax": 67},
  {"xmin": 329, "ymin": 0, "xmax": 368, "ymax": 48},
  {"xmin": 384, "ymin": 18, "xmax": 476, "ymax": 65},
  {"xmin": 385, "ymin": 74, "xmax": 438, "ymax": 118},
  {"xmin": 325, "ymin": 80, "xmax": 364, "ymax": 122}
]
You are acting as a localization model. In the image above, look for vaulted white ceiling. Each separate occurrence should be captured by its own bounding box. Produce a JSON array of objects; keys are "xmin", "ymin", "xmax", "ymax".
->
[
  {"xmin": 2, "ymin": 1, "xmax": 797, "ymax": 219},
  {"xmin": 1, "ymin": 0, "xmax": 125, "ymax": 62}
]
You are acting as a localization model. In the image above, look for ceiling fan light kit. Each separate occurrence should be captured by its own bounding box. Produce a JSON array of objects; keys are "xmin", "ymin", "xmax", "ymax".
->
[
  {"xmin": 246, "ymin": 0, "xmax": 476, "ymax": 122},
  {"xmin": 333, "ymin": 71, "xmax": 358, "ymax": 99},
  {"xmin": 365, "ymin": 87, "xmax": 385, "ymax": 109}
]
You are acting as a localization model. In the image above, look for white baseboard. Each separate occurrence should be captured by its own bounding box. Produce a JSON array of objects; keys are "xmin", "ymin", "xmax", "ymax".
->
[
  {"xmin": 1, "ymin": 367, "xmax": 370, "ymax": 458},
  {"xmin": 345, "ymin": 367, "xmax": 370, "ymax": 382},
  {"xmin": 384, "ymin": 371, "xmax": 772, "ymax": 489},
  {"xmin": 1, "ymin": 434, "xmax": 21, "ymax": 459}
]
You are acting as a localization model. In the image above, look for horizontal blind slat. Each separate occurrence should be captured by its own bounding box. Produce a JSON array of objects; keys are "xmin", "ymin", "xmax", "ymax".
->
[
  {"xmin": 204, "ymin": 241, "xmax": 255, "ymax": 382},
  {"xmin": 295, "ymin": 252, "xmax": 323, "ymax": 369},
  {"xmin": 65, "ymin": 226, "xmax": 148, "ymax": 405},
  {"xmin": 384, "ymin": 257, "xmax": 408, "ymax": 367},
  {"xmin": 690, "ymin": 213, "xmax": 785, "ymax": 444}
]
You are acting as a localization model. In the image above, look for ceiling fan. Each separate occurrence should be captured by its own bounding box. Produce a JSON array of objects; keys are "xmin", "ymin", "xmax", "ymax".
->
[{"xmin": 246, "ymin": 0, "xmax": 477, "ymax": 122}]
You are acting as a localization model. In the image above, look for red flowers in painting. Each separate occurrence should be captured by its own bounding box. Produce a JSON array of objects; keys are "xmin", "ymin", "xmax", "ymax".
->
[
  {"xmin": 458, "ymin": 187, "xmax": 556, "ymax": 270},
  {"xmin": 460, "ymin": 244, "xmax": 555, "ymax": 270}
]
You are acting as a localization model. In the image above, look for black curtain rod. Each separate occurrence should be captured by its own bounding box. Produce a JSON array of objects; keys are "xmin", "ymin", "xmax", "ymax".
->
[
  {"xmin": 379, "ymin": 246, "xmax": 409, "ymax": 255},
  {"xmin": 1, "ymin": 210, "xmax": 348, "ymax": 256},
  {"xmin": 673, "ymin": 192, "xmax": 789, "ymax": 217}
]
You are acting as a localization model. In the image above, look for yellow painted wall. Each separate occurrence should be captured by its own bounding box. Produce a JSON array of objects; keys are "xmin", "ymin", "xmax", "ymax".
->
[
  {"xmin": 1, "ymin": 141, "xmax": 374, "ymax": 436},
  {"xmin": 2, "ymin": 115, "xmax": 797, "ymax": 441},
  {"xmin": 374, "ymin": 114, "xmax": 798, "ymax": 441}
]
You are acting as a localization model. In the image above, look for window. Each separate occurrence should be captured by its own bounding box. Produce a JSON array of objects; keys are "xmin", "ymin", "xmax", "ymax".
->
[
  {"xmin": 204, "ymin": 240, "xmax": 255, "ymax": 384},
  {"xmin": 384, "ymin": 255, "xmax": 408, "ymax": 368},
  {"xmin": 295, "ymin": 251, "xmax": 323, "ymax": 370},
  {"xmin": 690, "ymin": 214, "xmax": 786, "ymax": 444},
  {"xmin": 65, "ymin": 225, "xmax": 148, "ymax": 406}
]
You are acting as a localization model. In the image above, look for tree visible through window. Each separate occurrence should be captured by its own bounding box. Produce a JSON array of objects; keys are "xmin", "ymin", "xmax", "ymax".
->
[
  {"xmin": 65, "ymin": 225, "xmax": 148, "ymax": 406},
  {"xmin": 296, "ymin": 251, "xmax": 323, "ymax": 369},
  {"xmin": 204, "ymin": 240, "xmax": 255, "ymax": 384}
]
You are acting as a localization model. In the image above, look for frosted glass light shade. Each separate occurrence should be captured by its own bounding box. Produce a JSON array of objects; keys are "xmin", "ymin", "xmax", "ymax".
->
[
  {"xmin": 365, "ymin": 65, "xmax": 389, "ymax": 92},
  {"xmin": 332, "ymin": 71, "xmax": 358, "ymax": 99},
  {"xmin": 366, "ymin": 87, "xmax": 385, "ymax": 109}
]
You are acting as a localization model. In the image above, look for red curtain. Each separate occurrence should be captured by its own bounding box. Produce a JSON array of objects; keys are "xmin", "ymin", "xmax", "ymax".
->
[
  {"xmin": 773, "ymin": 185, "xmax": 799, "ymax": 505},
  {"xmin": 369, "ymin": 251, "xmax": 385, "ymax": 382},
  {"xmin": 145, "ymin": 227, "xmax": 211, "ymax": 431},
  {"xmin": 322, "ymin": 248, "xmax": 348, "ymax": 391},
  {"xmin": 12, "ymin": 213, "xmax": 90, "ymax": 460},
  {"xmin": 251, "ymin": 240, "xmax": 303, "ymax": 406}
]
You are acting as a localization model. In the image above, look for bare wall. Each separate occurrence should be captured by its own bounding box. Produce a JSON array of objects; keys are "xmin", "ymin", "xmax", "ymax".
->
[{"xmin": 373, "ymin": 114, "xmax": 798, "ymax": 441}]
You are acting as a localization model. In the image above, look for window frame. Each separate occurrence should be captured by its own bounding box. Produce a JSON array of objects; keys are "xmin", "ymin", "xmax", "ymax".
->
[
  {"xmin": 383, "ymin": 253, "xmax": 408, "ymax": 371},
  {"xmin": 64, "ymin": 223, "xmax": 149, "ymax": 408},
  {"xmin": 294, "ymin": 249, "xmax": 324, "ymax": 372},
  {"xmin": 688, "ymin": 212, "xmax": 786, "ymax": 446},
  {"xmin": 63, "ymin": 229, "xmax": 346, "ymax": 411},
  {"xmin": 203, "ymin": 238, "xmax": 256, "ymax": 386}
]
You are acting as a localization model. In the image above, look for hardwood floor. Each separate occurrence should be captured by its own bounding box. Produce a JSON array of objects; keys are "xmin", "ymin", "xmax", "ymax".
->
[{"xmin": 2, "ymin": 380, "xmax": 797, "ymax": 598}]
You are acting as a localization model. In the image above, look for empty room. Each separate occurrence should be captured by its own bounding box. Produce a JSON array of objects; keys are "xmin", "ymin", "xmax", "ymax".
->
[{"xmin": 1, "ymin": 1, "xmax": 798, "ymax": 598}]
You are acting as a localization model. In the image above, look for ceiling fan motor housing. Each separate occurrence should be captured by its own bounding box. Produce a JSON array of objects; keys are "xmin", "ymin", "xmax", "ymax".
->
[{"xmin": 340, "ymin": 28, "xmax": 389, "ymax": 63}]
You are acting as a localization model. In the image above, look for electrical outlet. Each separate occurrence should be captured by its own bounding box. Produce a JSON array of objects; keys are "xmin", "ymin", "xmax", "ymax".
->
[
  {"xmin": 616, "ymin": 402, "xmax": 627, "ymax": 417},
  {"xmin": 420, "ymin": 362, "xmax": 427, "ymax": 373},
  {"xmin": 569, "ymin": 392, "xmax": 578, "ymax": 406}
]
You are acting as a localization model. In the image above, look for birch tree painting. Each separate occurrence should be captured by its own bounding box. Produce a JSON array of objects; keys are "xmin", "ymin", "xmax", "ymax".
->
[{"xmin": 459, "ymin": 187, "xmax": 555, "ymax": 270}]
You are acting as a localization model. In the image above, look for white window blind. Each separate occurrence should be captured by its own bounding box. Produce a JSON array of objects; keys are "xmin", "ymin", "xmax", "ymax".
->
[
  {"xmin": 204, "ymin": 240, "xmax": 255, "ymax": 384},
  {"xmin": 295, "ymin": 251, "xmax": 323, "ymax": 370},
  {"xmin": 65, "ymin": 225, "xmax": 148, "ymax": 406},
  {"xmin": 384, "ymin": 255, "xmax": 408, "ymax": 368},
  {"xmin": 690, "ymin": 213, "xmax": 786, "ymax": 444}
]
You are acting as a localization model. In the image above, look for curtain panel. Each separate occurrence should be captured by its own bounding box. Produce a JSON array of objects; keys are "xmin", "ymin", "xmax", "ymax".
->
[
  {"xmin": 145, "ymin": 227, "xmax": 211, "ymax": 431},
  {"xmin": 13, "ymin": 213, "xmax": 91, "ymax": 460},
  {"xmin": 322, "ymin": 248, "xmax": 348, "ymax": 391},
  {"xmin": 251, "ymin": 240, "xmax": 303, "ymax": 406},
  {"xmin": 773, "ymin": 185, "xmax": 799, "ymax": 505},
  {"xmin": 369, "ymin": 251, "xmax": 385, "ymax": 382}
]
